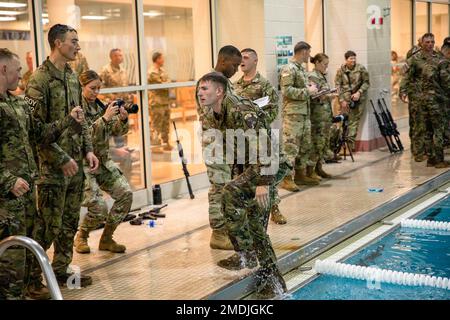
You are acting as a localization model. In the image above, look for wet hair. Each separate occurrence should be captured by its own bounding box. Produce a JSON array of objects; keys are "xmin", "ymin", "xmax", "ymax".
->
[
  {"xmin": 241, "ymin": 48, "xmax": 258, "ymax": 58},
  {"xmin": 421, "ymin": 33, "xmax": 435, "ymax": 41},
  {"xmin": 218, "ymin": 45, "xmax": 242, "ymax": 60},
  {"xmin": 152, "ymin": 51, "xmax": 163, "ymax": 63},
  {"xmin": 345, "ymin": 50, "xmax": 357, "ymax": 60},
  {"xmin": 79, "ymin": 70, "xmax": 101, "ymax": 87},
  {"xmin": 310, "ymin": 53, "xmax": 329, "ymax": 64},
  {"xmin": 0, "ymin": 48, "xmax": 19, "ymax": 62},
  {"xmin": 198, "ymin": 72, "xmax": 228, "ymax": 93},
  {"xmin": 294, "ymin": 41, "xmax": 311, "ymax": 54},
  {"xmin": 48, "ymin": 24, "xmax": 77, "ymax": 51}
]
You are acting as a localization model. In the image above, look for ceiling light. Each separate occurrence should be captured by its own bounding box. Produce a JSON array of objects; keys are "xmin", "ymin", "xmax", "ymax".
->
[
  {"xmin": 0, "ymin": 16, "xmax": 16, "ymax": 21},
  {"xmin": 143, "ymin": 10, "xmax": 163, "ymax": 18},
  {"xmin": 42, "ymin": 13, "xmax": 48, "ymax": 18},
  {"xmin": 81, "ymin": 15, "xmax": 108, "ymax": 20},
  {"xmin": 0, "ymin": 10, "xmax": 26, "ymax": 15},
  {"xmin": 0, "ymin": 2, "xmax": 26, "ymax": 8},
  {"xmin": 42, "ymin": 18, "xmax": 49, "ymax": 24}
]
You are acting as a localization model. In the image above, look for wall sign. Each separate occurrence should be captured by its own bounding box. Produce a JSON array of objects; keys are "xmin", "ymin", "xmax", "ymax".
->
[{"xmin": 276, "ymin": 36, "xmax": 293, "ymax": 71}]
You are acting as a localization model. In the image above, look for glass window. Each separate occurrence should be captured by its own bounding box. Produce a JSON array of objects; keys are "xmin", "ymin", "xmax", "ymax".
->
[
  {"xmin": 416, "ymin": 1, "xmax": 429, "ymax": 42},
  {"xmin": 42, "ymin": 0, "xmax": 139, "ymax": 87},
  {"xmin": 390, "ymin": 0, "xmax": 412, "ymax": 119},
  {"xmin": 0, "ymin": 0, "xmax": 34, "ymax": 95},
  {"xmin": 432, "ymin": 3, "xmax": 449, "ymax": 47}
]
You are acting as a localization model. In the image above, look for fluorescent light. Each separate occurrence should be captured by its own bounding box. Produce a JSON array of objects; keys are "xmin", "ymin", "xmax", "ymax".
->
[
  {"xmin": 0, "ymin": 2, "xmax": 26, "ymax": 8},
  {"xmin": 0, "ymin": 16, "xmax": 16, "ymax": 21},
  {"xmin": 143, "ymin": 10, "xmax": 163, "ymax": 18},
  {"xmin": 42, "ymin": 13, "xmax": 48, "ymax": 18},
  {"xmin": 81, "ymin": 15, "xmax": 108, "ymax": 20},
  {"xmin": 42, "ymin": 18, "xmax": 49, "ymax": 24},
  {"xmin": 0, "ymin": 10, "xmax": 26, "ymax": 15}
]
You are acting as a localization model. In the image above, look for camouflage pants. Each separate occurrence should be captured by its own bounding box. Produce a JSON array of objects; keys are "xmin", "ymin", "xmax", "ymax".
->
[
  {"xmin": 418, "ymin": 99, "xmax": 446, "ymax": 162},
  {"xmin": 150, "ymin": 104, "xmax": 170, "ymax": 143},
  {"xmin": 32, "ymin": 162, "xmax": 84, "ymax": 278},
  {"xmin": 310, "ymin": 108, "xmax": 333, "ymax": 163},
  {"xmin": 0, "ymin": 190, "xmax": 35, "ymax": 300},
  {"xmin": 282, "ymin": 114, "xmax": 311, "ymax": 173},
  {"xmin": 206, "ymin": 163, "xmax": 232, "ymax": 230},
  {"xmin": 80, "ymin": 161, "xmax": 132, "ymax": 231},
  {"xmin": 346, "ymin": 100, "xmax": 365, "ymax": 150}
]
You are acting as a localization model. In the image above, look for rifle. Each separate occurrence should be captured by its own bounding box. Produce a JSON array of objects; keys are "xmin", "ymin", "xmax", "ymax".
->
[
  {"xmin": 312, "ymin": 88, "xmax": 338, "ymax": 100},
  {"xmin": 380, "ymin": 97, "xmax": 404, "ymax": 151},
  {"xmin": 370, "ymin": 100, "xmax": 397, "ymax": 154},
  {"xmin": 173, "ymin": 121, "xmax": 195, "ymax": 199}
]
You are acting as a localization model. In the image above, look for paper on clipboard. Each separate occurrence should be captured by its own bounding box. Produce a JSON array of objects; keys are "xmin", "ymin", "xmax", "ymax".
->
[{"xmin": 253, "ymin": 96, "xmax": 270, "ymax": 109}]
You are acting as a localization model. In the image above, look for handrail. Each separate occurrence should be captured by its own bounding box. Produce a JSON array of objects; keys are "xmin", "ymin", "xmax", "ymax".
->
[{"xmin": 0, "ymin": 236, "xmax": 63, "ymax": 300}]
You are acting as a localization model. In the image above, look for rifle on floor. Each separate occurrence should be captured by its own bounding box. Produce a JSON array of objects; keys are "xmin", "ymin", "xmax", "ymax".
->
[
  {"xmin": 380, "ymin": 97, "xmax": 404, "ymax": 151},
  {"xmin": 173, "ymin": 121, "xmax": 195, "ymax": 199},
  {"xmin": 370, "ymin": 100, "xmax": 397, "ymax": 154}
]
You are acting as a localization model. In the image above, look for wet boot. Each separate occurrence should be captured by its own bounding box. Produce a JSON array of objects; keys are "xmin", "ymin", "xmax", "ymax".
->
[
  {"xmin": 306, "ymin": 165, "xmax": 322, "ymax": 181},
  {"xmin": 315, "ymin": 161, "xmax": 332, "ymax": 179},
  {"xmin": 294, "ymin": 168, "xmax": 319, "ymax": 186},
  {"xmin": 24, "ymin": 282, "xmax": 51, "ymax": 300},
  {"xmin": 270, "ymin": 204, "xmax": 287, "ymax": 225},
  {"xmin": 279, "ymin": 175, "xmax": 300, "ymax": 192},
  {"xmin": 255, "ymin": 267, "xmax": 287, "ymax": 299},
  {"xmin": 74, "ymin": 229, "xmax": 91, "ymax": 254},
  {"xmin": 210, "ymin": 228, "xmax": 234, "ymax": 250},
  {"xmin": 99, "ymin": 223, "xmax": 126, "ymax": 253},
  {"xmin": 217, "ymin": 251, "xmax": 258, "ymax": 271}
]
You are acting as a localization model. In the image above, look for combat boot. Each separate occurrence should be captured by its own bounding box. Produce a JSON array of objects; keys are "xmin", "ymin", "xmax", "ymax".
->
[
  {"xmin": 99, "ymin": 223, "xmax": 126, "ymax": 253},
  {"xmin": 270, "ymin": 205, "xmax": 287, "ymax": 225},
  {"xmin": 74, "ymin": 229, "xmax": 91, "ymax": 254},
  {"xmin": 306, "ymin": 165, "xmax": 322, "ymax": 181},
  {"xmin": 434, "ymin": 161, "xmax": 450, "ymax": 168},
  {"xmin": 255, "ymin": 268, "xmax": 287, "ymax": 299},
  {"xmin": 210, "ymin": 228, "xmax": 234, "ymax": 250},
  {"xmin": 24, "ymin": 282, "xmax": 51, "ymax": 300},
  {"xmin": 279, "ymin": 175, "xmax": 300, "ymax": 192},
  {"xmin": 56, "ymin": 273, "xmax": 93, "ymax": 288},
  {"xmin": 294, "ymin": 168, "xmax": 320, "ymax": 186},
  {"xmin": 315, "ymin": 162, "xmax": 332, "ymax": 179},
  {"xmin": 414, "ymin": 154, "xmax": 426, "ymax": 162},
  {"xmin": 217, "ymin": 251, "xmax": 258, "ymax": 270}
]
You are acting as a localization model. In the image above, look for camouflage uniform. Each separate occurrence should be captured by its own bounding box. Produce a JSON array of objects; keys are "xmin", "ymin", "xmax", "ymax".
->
[
  {"xmin": 234, "ymin": 72, "xmax": 283, "ymax": 223},
  {"xmin": 68, "ymin": 52, "xmax": 89, "ymax": 76},
  {"xmin": 308, "ymin": 69, "xmax": 333, "ymax": 163},
  {"xmin": 25, "ymin": 58, "xmax": 93, "ymax": 279},
  {"xmin": 100, "ymin": 63, "xmax": 128, "ymax": 88},
  {"xmin": 279, "ymin": 60, "xmax": 312, "ymax": 173},
  {"xmin": 79, "ymin": 97, "xmax": 132, "ymax": 232},
  {"xmin": 148, "ymin": 66, "xmax": 170, "ymax": 144},
  {"xmin": 0, "ymin": 92, "xmax": 77, "ymax": 299},
  {"xmin": 434, "ymin": 56, "xmax": 450, "ymax": 146},
  {"xmin": 18, "ymin": 70, "xmax": 32, "ymax": 92},
  {"xmin": 401, "ymin": 51, "xmax": 443, "ymax": 163},
  {"xmin": 334, "ymin": 63, "xmax": 370, "ymax": 150}
]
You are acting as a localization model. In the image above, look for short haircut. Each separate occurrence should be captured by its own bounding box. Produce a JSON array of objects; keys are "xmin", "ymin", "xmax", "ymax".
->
[
  {"xmin": 152, "ymin": 51, "xmax": 163, "ymax": 63},
  {"xmin": 443, "ymin": 36, "xmax": 450, "ymax": 45},
  {"xmin": 79, "ymin": 70, "xmax": 101, "ymax": 87},
  {"xmin": 310, "ymin": 53, "xmax": 329, "ymax": 64},
  {"xmin": 442, "ymin": 43, "xmax": 450, "ymax": 52},
  {"xmin": 345, "ymin": 50, "xmax": 357, "ymax": 60},
  {"xmin": 48, "ymin": 24, "xmax": 77, "ymax": 51},
  {"xmin": 421, "ymin": 33, "xmax": 435, "ymax": 41},
  {"xmin": 241, "ymin": 48, "xmax": 258, "ymax": 58},
  {"xmin": 109, "ymin": 48, "xmax": 122, "ymax": 58},
  {"xmin": 0, "ymin": 48, "xmax": 19, "ymax": 62},
  {"xmin": 294, "ymin": 41, "xmax": 311, "ymax": 54},
  {"xmin": 198, "ymin": 72, "xmax": 228, "ymax": 93},
  {"xmin": 218, "ymin": 45, "xmax": 241, "ymax": 60}
]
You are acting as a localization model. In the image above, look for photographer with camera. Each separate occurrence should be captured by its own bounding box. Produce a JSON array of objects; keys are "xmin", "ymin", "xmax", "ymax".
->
[
  {"xmin": 74, "ymin": 70, "xmax": 133, "ymax": 254},
  {"xmin": 334, "ymin": 50, "xmax": 370, "ymax": 152},
  {"xmin": 308, "ymin": 53, "xmax": 337, "ymax": 180}
]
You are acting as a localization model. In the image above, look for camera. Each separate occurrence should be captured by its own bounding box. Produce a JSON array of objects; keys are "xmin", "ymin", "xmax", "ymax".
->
[
  {"xmin": 332, "ymin": 113, "xmax": 349, "ymax": 125},
  {"xmin": 349, "ymin": 100, "xmax": 359, "ymax": 109},
  {"xmin": 115, "ymin": 99, "xmax": 139, "ymax": 114}
]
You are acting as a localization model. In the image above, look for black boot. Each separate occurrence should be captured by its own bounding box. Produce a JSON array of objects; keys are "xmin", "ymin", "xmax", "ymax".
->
[{"xmin": 217, "ymin": 251, "xmax": 258, "ymax": 270}]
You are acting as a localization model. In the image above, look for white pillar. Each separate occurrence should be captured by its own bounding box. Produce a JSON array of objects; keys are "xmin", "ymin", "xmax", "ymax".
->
[{"xmin": 47, "ymin": 0, "xmax": 80, "ymax": 29}]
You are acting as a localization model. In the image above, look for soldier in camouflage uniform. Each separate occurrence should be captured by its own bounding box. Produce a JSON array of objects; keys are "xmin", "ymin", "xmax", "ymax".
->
[
  {"xmin": 195, "ymin": 46, "xmax": 242, "ymax": 251},
  {"xmin": 308, "ymin": 53, "xmax": 336, "ymax": 179},
  {"xmin": 100, "ymin": 48, "xmax": 128, "ymax": 88},
  {"xmin": 436, "ymin": 43, "xmax": 450, "ymax": 147},
  {"xmin": 25, "ymin": 24, "xmax": 99, "ymax": 289},
  {"xmin": 334, "ymin": 50, "xmax": 370, "ymax": 152},
  {"xmin": 400, "ymin": 33, "xmax": 448, "ymax": 168},
  {"xmin": 234, "ymin": 48, "xmax": 286, "ymax": 225},
  {"xmin": 148, "ymin": 52, "xmax": 172, "ymax": 150},
  {"xmin": 68, "ymin": 51, "xmax": 89, "ymax": 76},
  {"xmin": 198, "ymin": 72, "xmax": 288, "ymax": 299},
  {"xmin": 0, "ymin": 48, "xmax": 83, "ymax": 299},
  {"xmin": 73, "ymin": 70, "xmax": 132, "ymax": 255},
  {"xmin": 279, "ymin": 41, "xmax": 319, "ymax": 192},
  {"xmin": 17, "ymin": 52, "xmax": 33, "ymax": 93}
]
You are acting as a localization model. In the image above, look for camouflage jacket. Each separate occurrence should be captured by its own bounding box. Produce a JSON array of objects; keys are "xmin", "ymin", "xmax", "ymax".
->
[
  {"xmin": 100, "ymin": 63, "xmax": 128, "ymax": 88},
  {"xmin": 434, "ymin": 57, "xmax": 450, "ymax": 104},
  {"xmin": 148, "ymin": 65, "xmax": 170, "ymax": 106},
  {"xmin": 0, "ymin": 92, "xmax": 76, "ymax": 196},
  {"xmin": 25, "ymin": 58, "xmax": 93, "ymax": 185},
  {"xmin": 279, "ymin": 60, "xmax": 311, "ymax": 115},
  {"xmin": 334, "ymin": 63, "xmax": 370, "ymax": 104},
  {"xmin": 308, "ymin": 69, "xmax": 333, "ymax": 117},
  {"xmin": 83, "ymin": 97, "xmax": 129, "ymax": 164},
  {"xmin": 400, "ymin": 51, "xmax": 440, "ymax": 96},
  {"xmin": 234, "ymin": 72, "xmax": 279, "ymax": 123},
  {"xmin": 18, "ymin": 70, "xmax": 32, "ymax": 91},
  {"xmin": 68, "ymin": 52, "xmax": 89, "ymax": 76}
]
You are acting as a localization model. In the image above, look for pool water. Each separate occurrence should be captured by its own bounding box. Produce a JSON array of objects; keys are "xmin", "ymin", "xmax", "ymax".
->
[{"xmin": 288, "ymin": 195, "xmax": 450, "ymax": 300}]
